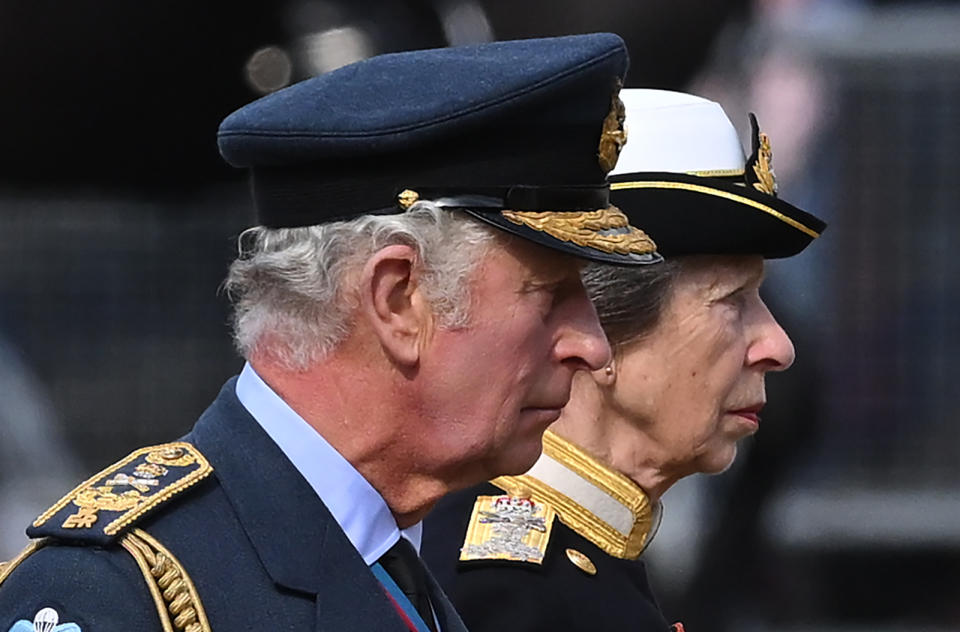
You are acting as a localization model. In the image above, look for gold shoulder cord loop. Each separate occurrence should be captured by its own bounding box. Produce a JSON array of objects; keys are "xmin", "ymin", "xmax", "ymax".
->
[
  {"xmin": 121, "ymin": 529, "xmax": 211, "ymax": 632},
  {"xmin": 0, "ymin": 540, "xmax": 47, "ymax": 587}
]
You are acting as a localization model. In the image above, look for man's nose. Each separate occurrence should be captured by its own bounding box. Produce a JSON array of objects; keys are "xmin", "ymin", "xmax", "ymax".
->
[{"xmin": 553, "ymin": 288, "xmax": 611, "ymax": 372}]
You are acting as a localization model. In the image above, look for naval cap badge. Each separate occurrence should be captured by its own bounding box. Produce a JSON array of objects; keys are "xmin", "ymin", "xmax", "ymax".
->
[{"xmin": 746, "ymin": 113, "xmax": 777, "ymax": 197}]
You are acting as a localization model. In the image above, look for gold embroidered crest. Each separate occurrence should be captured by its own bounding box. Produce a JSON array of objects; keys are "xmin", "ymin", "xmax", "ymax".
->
[
  {"xmin": 501, "ymin": 206, "xmax": 657, "ymax": 256},
  {"xmin": 597, "ymin": 88, "xmax": 627, "ymax": 173},
  {"xmin": 752, "ymin": 131, "xmax": 777, "ymax": 196},
  {"xmin": 459, "ymin": 493, "xmax": 556, "ymax": 564},
  {"xmin": 33, "ymin": 442, "xmax": 213, "ymax": 537}
]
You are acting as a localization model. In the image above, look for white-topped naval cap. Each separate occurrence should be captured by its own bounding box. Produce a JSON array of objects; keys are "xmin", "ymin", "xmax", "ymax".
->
[{"xmin": 612, "ymin": 89, "xmax": 746, "ymax": 176}]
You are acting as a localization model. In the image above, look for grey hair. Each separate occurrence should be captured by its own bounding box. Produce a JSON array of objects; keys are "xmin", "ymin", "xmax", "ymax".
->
[
  {"xmin": 224, "ymin": 201, "xmax": 497, "ymax": 370},
  {"xmin": 581, "ymin": 257, "xmax": 681, "ymax": 349}
]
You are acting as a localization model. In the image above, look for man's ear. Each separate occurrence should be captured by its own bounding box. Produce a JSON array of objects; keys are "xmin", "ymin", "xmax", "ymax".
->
[{"xmin": 359, "ymin": 244, "xmax": 432, "ymax": 367}]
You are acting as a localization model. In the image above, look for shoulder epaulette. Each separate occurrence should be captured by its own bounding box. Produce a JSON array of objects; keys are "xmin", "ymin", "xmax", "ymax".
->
[
  {"xmin": 28, "ymin": 442, "xmax": 213, "ymax": 545},
  {"xmin": 457, "ymin": 486, "xmax": 557, "ymax": 566}
]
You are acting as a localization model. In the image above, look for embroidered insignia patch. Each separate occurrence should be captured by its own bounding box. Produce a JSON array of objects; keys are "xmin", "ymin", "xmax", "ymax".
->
[
  {"xmin": 32, "ymin": 442, "xmax": 213, "ymax": 538},
  {"xmin": 459, "ymin": 493, "xmax": 556, "ymax": 564},
  {"xmin": 7, "ymin": 607, "xmax": 81, "ymax": 632}
]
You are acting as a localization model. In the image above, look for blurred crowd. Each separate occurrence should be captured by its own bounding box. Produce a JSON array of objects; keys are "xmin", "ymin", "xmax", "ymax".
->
[{"xmin": 2, "ymin": 0, "xmax": 959, "ymax": 629}]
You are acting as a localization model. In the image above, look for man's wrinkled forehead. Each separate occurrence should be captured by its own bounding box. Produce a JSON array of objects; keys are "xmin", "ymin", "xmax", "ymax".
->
[{"xmin": 492, "ymin": 237, "xmax": 584, "ymax": 290}]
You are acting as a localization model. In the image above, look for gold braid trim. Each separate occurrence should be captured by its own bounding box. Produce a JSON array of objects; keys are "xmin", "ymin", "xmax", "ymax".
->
[
  {"xmin": 121, "ymin": 529, "xmax": 211, "ymax": 632},
  {"xmin": 501, "ymin": 206, "xmax": 658, "ymax": 256},
  {"xmin": 610, "ymin": 180, "xmax": 821, "ymax": 239},
  {"xmin": 493, "ymin": 431, "xmax": 657, "ymax": 560},
  {"xmin": 0, "ymin": 539, "xmax": 47, "ymax": 587}
]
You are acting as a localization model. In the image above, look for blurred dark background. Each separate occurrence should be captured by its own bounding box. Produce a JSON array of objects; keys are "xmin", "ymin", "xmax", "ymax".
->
[{"xmin": 2, "ymin": 1, "xmax": 959, "ymax": 630}]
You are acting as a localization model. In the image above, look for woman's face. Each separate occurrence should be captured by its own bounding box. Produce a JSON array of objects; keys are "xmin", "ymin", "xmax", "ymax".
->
[{"xmin": 609, "ymin": 255, "xmax": 795, "ymax": 476}]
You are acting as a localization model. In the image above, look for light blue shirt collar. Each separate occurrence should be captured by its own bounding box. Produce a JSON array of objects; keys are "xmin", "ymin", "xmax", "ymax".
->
[{"xmin": 235, "ymin": 362, "xmax": 421, "ymax": 563}]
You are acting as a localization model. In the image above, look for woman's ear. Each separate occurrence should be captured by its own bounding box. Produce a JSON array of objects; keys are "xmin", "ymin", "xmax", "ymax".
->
[
  {"xmin": 359, "ymin": 244, "xmax": 432, "ymax": 367},
  {"xmin": 594, "ymin": 361, "xmax": 617, "ymax": 387}
]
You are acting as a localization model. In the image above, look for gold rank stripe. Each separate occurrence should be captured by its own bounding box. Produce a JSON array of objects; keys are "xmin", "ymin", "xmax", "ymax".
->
[
  {"xmin": 33, "ymin": 442, "xmax": 213, "ymax": 536},
  {"xmin": 610, "ymin": 180, "xmax": 821, "ymax": 239}
]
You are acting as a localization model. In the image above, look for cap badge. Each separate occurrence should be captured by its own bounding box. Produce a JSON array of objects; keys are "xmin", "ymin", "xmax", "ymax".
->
[
  {"xmin": 746, "ymin": 113, "xmax": 778, "ymax": 197},
  {"xmin": 565, "ymin": 548, "xmax": 597, "ymax": 576},
  {"xmin": 501, "ymin": 207, "xmax": 657, "ymax": 256},
  {"xmin": 459, "ymin": 492, "xmax": 556, "ymax": 565},
  {"xmin": 752, "ymin": 131, "xmax": 777, "ymax": 196},
  {"xmin": 597, "ymin": 89, "xmax": 627, "ymax": 174}
]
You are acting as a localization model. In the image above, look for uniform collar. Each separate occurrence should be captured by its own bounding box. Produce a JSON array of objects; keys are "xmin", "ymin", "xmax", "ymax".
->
[
  {"xmin": 235, "ymin": 362, "xmax": 416, "ymax": 562},
  {"xmin": 492, "ymin": 430, "xmax": 661, "ymax": 559}
]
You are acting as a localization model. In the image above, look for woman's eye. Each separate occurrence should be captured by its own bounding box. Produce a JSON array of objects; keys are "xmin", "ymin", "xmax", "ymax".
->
[{"xmin": 721, "ymin": 287, "xmax": 749, "ymax": 310}]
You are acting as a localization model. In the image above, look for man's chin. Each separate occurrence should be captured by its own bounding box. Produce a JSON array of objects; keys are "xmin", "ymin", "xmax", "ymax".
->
[{"xmin": 490, "ymin": 441, "xmax": 546, "ymax": 479}]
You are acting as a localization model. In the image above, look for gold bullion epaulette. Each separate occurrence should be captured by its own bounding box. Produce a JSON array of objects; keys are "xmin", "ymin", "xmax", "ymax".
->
[
  {"xmin": 458, "ymin": 486, "xmax": 557, "ymax": 566},
  {"xmin": 27, "ymin": 442, "xmax": 213, "ymax": 545}
]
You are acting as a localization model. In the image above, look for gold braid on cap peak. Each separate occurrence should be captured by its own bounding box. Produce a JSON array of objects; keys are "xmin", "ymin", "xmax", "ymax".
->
[{"xmin": 501, "ymin": 206, "xmax": 657, "ymax": 256}]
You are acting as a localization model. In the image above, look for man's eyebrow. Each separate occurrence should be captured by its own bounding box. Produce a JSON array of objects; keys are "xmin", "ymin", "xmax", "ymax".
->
[
  {"xmin": 522, "ymin": 268, "xmax": 578, "ymax": 291},
  {"xmin": 520, "ymin": 278, "xmax": 560, "ymax": 293}
]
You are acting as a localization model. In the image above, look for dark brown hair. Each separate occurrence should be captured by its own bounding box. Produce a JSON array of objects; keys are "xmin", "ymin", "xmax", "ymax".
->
[{"xmin": 582, "ymin": 258, "xmax": 680, "ymax": 348}]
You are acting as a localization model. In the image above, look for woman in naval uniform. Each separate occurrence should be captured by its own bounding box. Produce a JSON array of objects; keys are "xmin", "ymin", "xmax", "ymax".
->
[{"xmin": 421, "ymin": 89, "xmax": 827, "ymax": 632}]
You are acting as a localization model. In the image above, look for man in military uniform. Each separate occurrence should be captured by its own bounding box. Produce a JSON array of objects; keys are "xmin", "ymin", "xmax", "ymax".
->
[
  {"xmin": 422, "ymin": 89, "xmax": 826, "ymax": 631},
  {"xmin": 0, "ymin": 34, "xmax": 660, "ymax": 632}
]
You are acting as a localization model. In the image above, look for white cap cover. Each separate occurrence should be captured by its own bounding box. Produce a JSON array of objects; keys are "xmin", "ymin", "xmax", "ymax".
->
[{"xmin": 612, "ymin": 89, "xmax": 746, "ymax": 177}]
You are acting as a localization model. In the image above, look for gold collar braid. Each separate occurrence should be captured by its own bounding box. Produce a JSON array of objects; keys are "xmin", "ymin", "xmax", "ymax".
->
[{"xmin": 492, "ymin": 431, "xmax": 659, "ymax": 560}]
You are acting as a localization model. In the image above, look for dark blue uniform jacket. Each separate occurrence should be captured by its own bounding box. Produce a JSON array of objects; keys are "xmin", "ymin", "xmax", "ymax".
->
[{"xmin": 0, "ymin": 378, "xmax": 467, "ymax": 632}]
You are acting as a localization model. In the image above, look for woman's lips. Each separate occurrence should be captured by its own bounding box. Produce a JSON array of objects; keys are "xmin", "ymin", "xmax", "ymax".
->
[{"xmin": 730, "ymin": 404, "xmax": 763, "ymax": 425}]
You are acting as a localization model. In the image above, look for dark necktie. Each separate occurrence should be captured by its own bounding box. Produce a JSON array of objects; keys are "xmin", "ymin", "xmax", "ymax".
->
[{"xmin": 378, "ymin": 537, "xmax": 438, "ymax": 632}]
